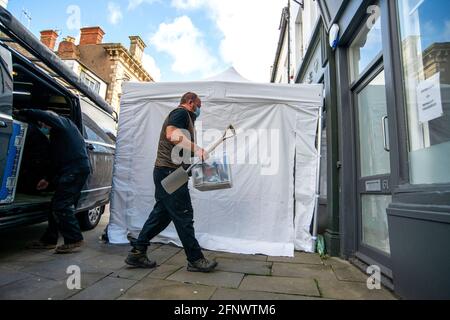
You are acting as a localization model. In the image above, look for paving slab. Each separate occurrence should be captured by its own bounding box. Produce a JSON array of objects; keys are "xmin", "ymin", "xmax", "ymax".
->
[
  {"xmin": 79, "ymin": 270, "xmax": 112, "ymax": 289},
  {"xmin": 268, "ymin": 252, "xmax": 323, "ymax": 265},
  {"xmin": 165, "ymin": 251, "xmax": 190, "ymax": 266},
  {"xmin": 20, "ymin": 258, "xmax": 113, "ymax": 282},
  {"xmin": 215, "ymin": 258, "xmax": 272, "ymax": 276},
  {"xmin": 84, "ymin": 253, "xmax": 127, "ymax": 270},
  {"xmin": 119, "ymin": 278, "xmax": 217, "ymax": 300},
  {"xmin": 0, "ymin": 268, "xmax": 32, "ymax": 287},
  {"xmin": 0, "ymin": 276, "xmax": 76, "ymax": 300},
  {"xmin": 331, "ymin": 265, "xmax": 368, "ymax": 283},
  {"xmin": 54, "ymin": 247, "xmax": 104, "ymax": 262},
  {"xmin": 19, "ymin": 258, "xmax": 83, "ymax": 281},
  {"xmin": 147, "ymin": 243, "xmax": 163, "ymax": 251},
  {"xmin": 0, "ymin": 251, "xmax": 56, "ymax": 264},
  {"xmin": 149, "ymin": 245, "xmax": 183, "ymax": 265},
  {"xmin": 147, "ymin": 264, "xmax": 184, "ymax": 280},
  {"xmin": 271, "ymin": 262, "xmax": 337, "ymax": 281},
  {"xmin": 317, "ymin": 279, "xmax": 396, "ymax": 300},
  {"xmin": 167, "ymin": 269, "xmax": 244, "ymax": 289},
  {"xmin": 208, "ymin": 251, "xmax": 268, "ymax": 262},
  {"xmin": 323, "ymin": 257, "xmax": 368, "ymax": 282},
  {"xmin": 113, "ymin": 266, "xmax": 155, "ymax": 281},
  {"xmin": 87, "ymin": 244, "xmax": 130, "ymax": 256},
  {"xmin": 322, "ymin": 257, "xmax": 352, "ymax": 268},
  {"xmin": 239, "ymin": 275, "xmax": 320, "ymax": 297},
  {"xmin": 69, "ymin": 276, "xmax": 137, "ymax": 300},
  {"xmin": 211, "ymin": 288, "xmax": 326, "ymax": 300},
  {"xmin": 0, "ymin": 260, "xmax": 43, "ymax": 271}
]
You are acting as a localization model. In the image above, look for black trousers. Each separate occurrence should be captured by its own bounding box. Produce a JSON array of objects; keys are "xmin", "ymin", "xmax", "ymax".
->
[
  {"xmin": 41, "ymin": 171, "xmax": 89, "ymax": 245},
  {"xmin": 133, "ymin": 167, "xmax": 204, "ymax": 263}
]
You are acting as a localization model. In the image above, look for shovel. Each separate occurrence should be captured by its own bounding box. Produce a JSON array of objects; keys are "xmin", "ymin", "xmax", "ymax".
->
[{"xmin": 161, "ymin": 125, "xmax": 237, "ymax": 195}]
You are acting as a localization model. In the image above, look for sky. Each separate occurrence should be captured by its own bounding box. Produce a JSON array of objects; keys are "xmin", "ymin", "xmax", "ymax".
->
[{"xmin": 7, "ymin": 0, "xmax": 287, "ymax": 82}]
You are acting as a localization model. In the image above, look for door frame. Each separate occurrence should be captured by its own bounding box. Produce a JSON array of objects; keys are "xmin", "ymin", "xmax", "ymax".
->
[
  {"xmin": 335, "ymin": 0, "xmax": 400, "ymax": 278},
  {"xmin": 0, "ymin": 44, "xmax": 14, "ymax": 194},
  {"xmin": 351, "ymin": 62, "xmax": 393, "ymax": 270}
]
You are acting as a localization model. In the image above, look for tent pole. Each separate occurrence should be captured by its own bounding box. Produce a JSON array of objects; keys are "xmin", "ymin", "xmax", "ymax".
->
[{"xmin": 311, "ymin": 104, "xmax": 324, "ymax": 253}]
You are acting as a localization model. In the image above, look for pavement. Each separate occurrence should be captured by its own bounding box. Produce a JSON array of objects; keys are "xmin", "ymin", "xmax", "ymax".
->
[{"xmin": 0, "ymin": 207, "xmax": 397, "ymax": 300}]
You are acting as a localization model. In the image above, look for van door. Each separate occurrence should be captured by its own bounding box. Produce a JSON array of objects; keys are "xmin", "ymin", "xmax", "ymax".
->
[
  {"xmin": 78, "ymin": 99, "xmax": 116, "ymax": 210},
  {"xmin": 0, "ymin": 45, "xmax": 14, "ymax": 192}
]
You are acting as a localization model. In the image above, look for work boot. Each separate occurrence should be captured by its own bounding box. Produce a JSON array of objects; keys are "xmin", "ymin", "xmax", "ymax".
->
[
  {"xmin": 125, "ymin": 249, "xmax": 157, "ymax": 269},
  {"xmin": 187, "ymin": 258, "xmax": 218, "ymax": 273},
  {"xmin": 55, "ymin": 241, "xmax": 84, "ymax": 254},
  {"xmin": 26, "ymin": 240, "xmax": 57, "ymax": 250}
]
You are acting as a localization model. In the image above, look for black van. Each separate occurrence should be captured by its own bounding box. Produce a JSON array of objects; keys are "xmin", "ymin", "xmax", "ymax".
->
[{"xmin": 0, "ymin": 8, "xmax": 117, "ymax": 231}]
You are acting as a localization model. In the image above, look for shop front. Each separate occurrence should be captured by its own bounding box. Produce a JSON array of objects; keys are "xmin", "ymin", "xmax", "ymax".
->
[{"xmin": 316, "ymin": 0, "xmax": 450, "ymax": 299}]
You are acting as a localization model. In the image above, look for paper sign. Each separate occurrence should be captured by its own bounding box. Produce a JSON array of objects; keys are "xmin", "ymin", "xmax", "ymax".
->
[{"xmin": 417, "ymin": 73, "xmax": 444, "ymax": 123}]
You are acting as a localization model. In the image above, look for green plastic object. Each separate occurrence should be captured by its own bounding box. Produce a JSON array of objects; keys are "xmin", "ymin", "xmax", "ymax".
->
[{"xmin": 316, "ymin": 235, "xmax": 326, "ymax": 257}]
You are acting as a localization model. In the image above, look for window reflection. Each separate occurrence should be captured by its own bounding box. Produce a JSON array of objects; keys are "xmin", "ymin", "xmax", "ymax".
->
[
  {"xmin": 349, "ymin": 1, "xmax": 383, "ymax": 82},
  {"xmin": 398, "ymin": 0, "xmax": 450, "ymax": 184}
]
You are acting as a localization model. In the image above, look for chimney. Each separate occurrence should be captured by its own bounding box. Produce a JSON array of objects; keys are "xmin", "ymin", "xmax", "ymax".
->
[
  {"xmin": 79, "ymin": 27, "xmax": 105, "ymax": 46},
  {"xmin": 40, "ymin": 30, "xmax": 59, "ymax": 51},
  {"xmin": 129, "ymin": 36, "xmax": 146, "ymax": 63},
  {"xmin": 57, "ymin": 36, "xmax": 79, "ymax": 60}
]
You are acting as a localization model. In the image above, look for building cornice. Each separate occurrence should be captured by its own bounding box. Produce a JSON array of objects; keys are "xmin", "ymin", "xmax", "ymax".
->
[{"xmin": 103, "ymin": 43, "xmax": 154, "ymax": 82}]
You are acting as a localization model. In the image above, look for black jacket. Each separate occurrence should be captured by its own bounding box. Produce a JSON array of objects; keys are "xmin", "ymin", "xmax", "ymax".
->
[{"xmin": 18, "ymin": 109, "xmax": 90, "ymax": 176}]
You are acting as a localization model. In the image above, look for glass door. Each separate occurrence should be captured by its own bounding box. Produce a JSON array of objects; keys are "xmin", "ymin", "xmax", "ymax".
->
[
  {"xmin": 354, "ymin": 68, "xmax": 392, "ymax": 268},
  {"xmin": 347, "ymin": 0, "xmax": 392, "ymax": 270}
]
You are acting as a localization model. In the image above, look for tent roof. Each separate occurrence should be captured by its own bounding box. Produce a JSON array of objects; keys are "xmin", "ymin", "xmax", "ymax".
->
[
  {"xmin": 203, "ymin": 67, "xmax": 250, "ymax": 82},
  {"xmin": 122, "ymin": 67, "xmax": 323, "ymax": 107}
]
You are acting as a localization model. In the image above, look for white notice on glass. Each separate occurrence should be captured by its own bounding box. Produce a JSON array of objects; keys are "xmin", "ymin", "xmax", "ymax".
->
[{"xmin": 417, "ymin": 73, "xmax": 444, "ymax": 123}]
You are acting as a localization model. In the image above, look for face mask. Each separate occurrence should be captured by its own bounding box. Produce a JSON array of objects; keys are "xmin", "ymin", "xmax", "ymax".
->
[
  {"xmin": 40, "ymin": 127, "xmax": 50, "ymax": 136},
  {"xmin": 194, "ymin": 106, "xmax": 201, "ymax": 118}
]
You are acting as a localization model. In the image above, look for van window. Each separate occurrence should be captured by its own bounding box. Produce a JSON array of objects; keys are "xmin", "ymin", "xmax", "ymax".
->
[
  {"xmin": 83, "ymin": 114, "xmax": 114, "ymax": 145},
  {"xmin": 80, "ymin": 99, "xmax": 116, "ymax": 143}
]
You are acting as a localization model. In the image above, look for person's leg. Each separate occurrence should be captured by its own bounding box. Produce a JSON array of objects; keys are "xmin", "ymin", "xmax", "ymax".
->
[
  {"xmin": 39, "ymin": 207, "xmax": 59, "ymax": 245},
  {"xmin": 163, "ymin": 186, "xmax": 217, "ymax": 272},
  {"xmin": 26, "ymin": 207, "xmax": 59, "ymax": 249},
  {"xmin": 163, "ymin": 185, "xmax": 204, "ymax": 263},
  {"xmin": 133, "ymin": 200, "xmax": 172, "ymax": 252},
  {"xmin": 125, "ymin": 167, "xmax": 173, "ymax": 268},
  {"xmin": 126, "ymin": 201, "xmax": 171, "ymax": 268},
  {"xmin": 52, "ymin": 172, "xmax": 87, "ymax": 251}
]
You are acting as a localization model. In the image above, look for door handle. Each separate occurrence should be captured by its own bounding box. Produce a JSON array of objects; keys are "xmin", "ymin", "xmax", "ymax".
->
[
  {"xmin": 0, "ymin": 121, "xmax": 7, "ymax": 128},
  {"xmin": 381, "ymin": 116, "xmax": 390, "ymax": 152}
]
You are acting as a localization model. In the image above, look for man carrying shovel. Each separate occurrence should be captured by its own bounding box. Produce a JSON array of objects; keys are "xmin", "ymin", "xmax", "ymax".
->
[{"xmin": 125, "ymin": 92, "xmax": 218, "ymax": 272}]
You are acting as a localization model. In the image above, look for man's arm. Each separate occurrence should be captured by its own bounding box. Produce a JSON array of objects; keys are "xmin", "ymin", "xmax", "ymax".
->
[
  {"xmin": 14, "ymin": 109, "xmax": 64, "ymax": 129},
  {"xmin": 166, "ymin": 126, "xmax": 208, "ymax": 160}
]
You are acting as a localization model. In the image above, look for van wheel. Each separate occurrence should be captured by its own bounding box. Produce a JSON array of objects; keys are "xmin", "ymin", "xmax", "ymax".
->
[{"xmin": 78, "ymin": 206, "xmax": 105, "ymax": 231}]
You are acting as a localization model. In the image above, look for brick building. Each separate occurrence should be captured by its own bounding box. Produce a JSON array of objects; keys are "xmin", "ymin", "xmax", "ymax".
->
[{"xmin": 40, "ymin": 27, "xmax": 154, "ymax": 111}]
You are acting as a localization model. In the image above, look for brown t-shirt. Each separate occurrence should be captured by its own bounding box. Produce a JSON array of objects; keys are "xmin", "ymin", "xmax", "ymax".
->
[{"xmin": 155, "ymin": 107, "xmax": 196, "ymax": 169}]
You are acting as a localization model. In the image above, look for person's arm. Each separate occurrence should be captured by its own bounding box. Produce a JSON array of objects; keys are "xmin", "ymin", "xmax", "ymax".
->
[
  {"xmin": 166, "ymin": 109, "xmax": 208, "ymax": 160},
  {"xmin": 15, "ymin": 109, "xmax": 65, "ymax": 129},
  {"xmin": 166, "ymin": 126, "xmax": 207, "ymax": 160}
]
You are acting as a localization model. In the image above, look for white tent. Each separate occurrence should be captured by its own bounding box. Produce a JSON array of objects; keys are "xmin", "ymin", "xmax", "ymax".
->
[{"xmin": 108, "ymin": 67, "xmax": 323, "ymax": 257}]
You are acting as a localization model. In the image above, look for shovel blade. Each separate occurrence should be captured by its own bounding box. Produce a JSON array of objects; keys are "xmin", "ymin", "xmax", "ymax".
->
[{"xmin": 161, "ymin": 167, "xmax": 190, "ymax": 195}]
